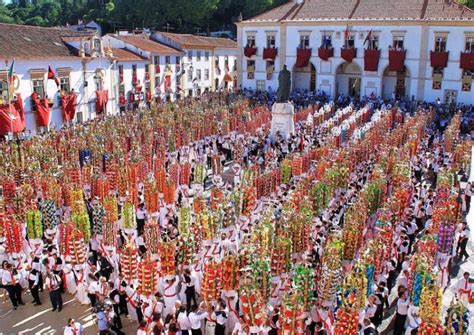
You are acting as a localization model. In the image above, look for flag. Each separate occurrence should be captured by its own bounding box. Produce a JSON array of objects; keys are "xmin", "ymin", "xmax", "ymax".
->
[
  {"xmin": 344, "ymin": 28, "xmax": 349, "ymax": 42},
  {"xmin": 364, "ymin": 30, "xmax": 372, "ymax": 46},
  {"xmin": 47, "ymin": 65, "xmax": 60, "ymax": 87},
  {"xmin": 7, "ymin": 59, "xmax": 15, "ymax": 83}
]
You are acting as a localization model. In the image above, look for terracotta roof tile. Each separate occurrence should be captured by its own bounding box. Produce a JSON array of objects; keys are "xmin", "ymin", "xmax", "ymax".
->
[
  {"xmin": 0, "ymin": 23, "xmax": 87, "ymax": 60},
  {"xmin": 114, "ymin": 35, "xmax": 182, "ymax": 54},
  {"xmin": 158, "ymin": 32, "xmax": 236, "ymax": 49},
  {"xmin": 112, "ymin": 48, "xmax": 147, "ymax": 61},
  {"xmin": 243, "ymin": 0, "xmax": 474, "ymax": 22}
]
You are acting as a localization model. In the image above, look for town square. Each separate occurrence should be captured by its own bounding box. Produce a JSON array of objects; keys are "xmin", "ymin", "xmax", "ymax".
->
[{"xmin": 0, "ymin": 0, "xmax": 473, "ymax": 334}]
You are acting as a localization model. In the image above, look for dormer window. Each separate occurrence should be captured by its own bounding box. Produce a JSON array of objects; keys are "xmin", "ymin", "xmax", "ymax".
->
[
  {"xmin": 299, "ymin": 35, "xmax": 310, "ymax": 49},
  {"xmin": 434, "ymin": 36, "xmax": 447, "ymax": 52}
]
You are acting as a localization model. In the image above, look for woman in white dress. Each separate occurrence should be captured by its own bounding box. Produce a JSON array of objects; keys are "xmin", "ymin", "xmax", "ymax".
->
[
  {"xmin": 74, "ymin": 266, "xmax": 90, "ymax": 305},
  {"xmin": 63, "ymin": 264, "xmax": 77, "ymax": 295}
]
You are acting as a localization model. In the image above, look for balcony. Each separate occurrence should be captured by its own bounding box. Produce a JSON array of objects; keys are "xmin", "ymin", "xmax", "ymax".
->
[
  {"xmin": 244, "ymin": 46, "xmax": 257, "ymax": 58},
  {"xmin": 263, "ymin": 47, "xmax": 278, "ymax": 60},
  {"xmin": 341, "ymin": 48, "xmax": 357, "ymax": 62},
  {"xmin": 430, "ymin": 51, "xmax": 449, "ymax": 68},
  {"xmin": 364, "ymin": 49, "xmax": 380, "ymax": 72},
  {"xmin": 318, "ymin": 47, "xmax": 334, "ymax": 61},
  {"xmin": 388, "ymin": 49, "xmax": 406, "ymax": 72},
  {"xmin": 296, "ymin": 48, "xmax": 312, "ymax": 67},
  {"xmin": 460, "ymin": 52, "xmax": 474, "ymax": 70}
]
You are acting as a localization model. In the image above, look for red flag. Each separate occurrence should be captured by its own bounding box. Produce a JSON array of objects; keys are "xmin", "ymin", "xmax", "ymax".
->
[
  {"xmin": 344, "ymin": 28, "xmax": 349, "ymax": 42},
  {"xmin": 364, "ymin": 30, "xmax": 372, "ymax": 46},
  {"xmin": 47, "ymin": 66, "xmax": 60, "ymax": 87}
]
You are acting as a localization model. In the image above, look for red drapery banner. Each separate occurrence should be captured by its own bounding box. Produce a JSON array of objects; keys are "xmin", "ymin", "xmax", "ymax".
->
[
  {"xmin": 341, "ymin": 48, "xmax": 357, "ymax": 62},
  {"xmin": 388, "ymin": 50, "xmax": 406, "ymax": 72},
  {"xmin": 296, "ymin": 48, "xmax": 312, "ymax": 68},
  {"xmin": 31, "ymin": 92, "xmax": 51, "ymax": 127},
  {"xmin": 364, "ymin": 49, "xmax": 380, "ymax": 72},
  {"xmin": 460, "ymin": 52, "xmax": 474, "ymax": 70},
  {"xmin": 164, "ymin": 75, "xmax": 171, "ymax": 92},
  {"xmin": 430, "ymin": 51, "xmax": 449, "ymax": 68},
  {"xmin": 244, "ymin": 47, "xmax": 257, "ymax": 58},
  {"xmin": 263, "ymin": 48, "xmax": 278, "ymax": 60},
  {"xmin": 95, "ymin": 90, "xmax": 109, "ymax": 113},
  {"xmin": 0, "ymin": 94, "xmax": 25, "ymax": 135},
  {"xmin": 60, "ymin": 93, "xmax": 77, "ymax": 121},
  {"xmin": 318, "ymin": 47, "xmax": 334, "ymax": 61}
]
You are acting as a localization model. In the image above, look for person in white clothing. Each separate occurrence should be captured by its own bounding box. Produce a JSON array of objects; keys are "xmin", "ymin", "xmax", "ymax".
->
[
  {"xmin": 177, "ymin": 305, "xmax": 192, "ymax": 335},
  {"xmin": 189, "ymin": 303, "xmax": 208, "ymax": 335},
  {"xmin": 456, "ymin": 272, "xmax": 472, "ymax": 303}
]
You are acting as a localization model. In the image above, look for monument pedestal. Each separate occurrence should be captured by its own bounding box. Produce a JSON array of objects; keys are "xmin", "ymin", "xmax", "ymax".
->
[{"xmin": 271, "ymin": 102, "xmax": 295, "ymax": 140}]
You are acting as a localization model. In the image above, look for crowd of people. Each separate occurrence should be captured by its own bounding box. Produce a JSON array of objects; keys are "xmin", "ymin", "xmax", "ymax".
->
[{"xmin": 0, "ymin": 91, "xmax": 472, "ymax": 335}]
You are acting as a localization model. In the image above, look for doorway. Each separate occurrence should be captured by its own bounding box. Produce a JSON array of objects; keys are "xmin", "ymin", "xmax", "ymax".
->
[{"xmin": 293, "ymin": 62, "xmax": 316, "ymax": 91}]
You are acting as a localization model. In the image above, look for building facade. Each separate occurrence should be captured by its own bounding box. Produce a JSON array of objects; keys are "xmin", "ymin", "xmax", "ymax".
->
[
  {"xmin": 0, "ymin": 23, "xmax": 116, "ymax": 135},
  {"xmin": 152, "ymin": 32, "xmax": 238, "ymax": 96},
  {"xmin": 236, "ymin": 0, "xmax": 474, "ymax": 104}
]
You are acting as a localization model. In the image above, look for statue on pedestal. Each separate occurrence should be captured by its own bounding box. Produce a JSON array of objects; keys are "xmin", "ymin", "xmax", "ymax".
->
[{"xmin": 276, "ymin": 64, "xmax": 291, "ymax": 103}]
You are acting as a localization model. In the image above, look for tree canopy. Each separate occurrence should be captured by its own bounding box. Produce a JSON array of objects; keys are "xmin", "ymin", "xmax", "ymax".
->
[
  {"xmin": 0, "ymin": 0, "xmax": 472, "ymax": 33},
  {"xmin": 0, "ymin": 0, "xmax": 288, "ymax": 33}
]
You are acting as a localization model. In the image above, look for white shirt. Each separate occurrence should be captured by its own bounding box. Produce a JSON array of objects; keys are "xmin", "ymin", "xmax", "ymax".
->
[
  {"xmin": 178, "ymin": 311, "xmax": 192, "ymax": 330},
  {"xmin": 397, "ymin": 297, "xmax": 410, "ymax": 315},
  {"xmin": 1, "ymin": 270, "xmax": 15, "ymax": 285},
  {"xmin": 189, "ymin": 311, "xmax": 208, "ymax": 329}
]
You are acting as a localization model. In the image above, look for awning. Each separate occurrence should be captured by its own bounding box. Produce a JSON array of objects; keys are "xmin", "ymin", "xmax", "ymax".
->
[
  {"xmin": 296, "ymin": 48, "xmax": 312, "ymax": 68},
  {"xmin": 364, "ymin": 49, "xmax": 380, "ymax": 72}
]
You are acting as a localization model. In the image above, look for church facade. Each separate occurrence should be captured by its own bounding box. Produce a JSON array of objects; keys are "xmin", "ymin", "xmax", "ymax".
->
[{"xmin": 236, "ymin": 0, "xmax": 474, "ymax": 104}]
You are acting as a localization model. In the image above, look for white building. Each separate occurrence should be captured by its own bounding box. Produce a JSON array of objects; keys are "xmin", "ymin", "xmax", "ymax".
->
[
  {"xmin": 0, "ymin": 23, "xmax": 116, "ymax": 135},
  {"xmin": 103, "ymin": 33, "xmax": 184, "ymax": 102},
  {"xmin": 236, "ymin": 0, "xmax": 474, "ymax": 104},
  {"xmin": 152, "ymin": 32, "xmax": 238, "ymax": 96}
]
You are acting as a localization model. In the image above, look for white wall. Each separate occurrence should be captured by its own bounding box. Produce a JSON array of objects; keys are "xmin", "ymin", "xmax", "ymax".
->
[
  {"xmin": 0, "ymin": 57, "xmax": 116, "ymax": 133},
  {"xmin": 238, "ymin": 22, "xmax": 474, "ymax": 103}
]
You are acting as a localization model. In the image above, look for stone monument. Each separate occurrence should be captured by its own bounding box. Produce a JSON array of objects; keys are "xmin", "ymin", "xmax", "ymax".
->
[{"xmin": 271, "ymin": 65, "xmax": 295, "ymax": 139}]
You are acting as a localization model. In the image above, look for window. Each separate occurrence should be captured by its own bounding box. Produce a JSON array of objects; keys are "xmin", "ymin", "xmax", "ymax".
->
[
  {"xmin": 93, "ymin": 38, "xmax": 101, "ymax": 54},
  {"xmin": 256, "ymin": 80, "xmax": 265, "ymax": 91},
  {"xmin": 465, "ymin": 37, "xmax": 474, "ymax": 53},
  {"xmin": 435, "ymin": 36, "xmax": 447, "ymax": 52},
  {"xmin": 204, "ymin": 52, "xmax": 209, "ymax": 61},
  {"xmin": 32, "ymin": 79, "xmax": 45, "ymax": 98},
  {"xmin": 176, "ymin": 56, "xmax": 181, "ymax": 73},
  {"xmin": 0, "ymin": 80, "xmax": 8, "ymax": 101},
  {"xmin": 392, "ymin": 36, "xmax": 404, "ymax": 50},
  {"xmin": 187, "ymin": 69, "xmax": 193, "ymax": 82},
  {"xmin": 299, "ymin": 35, "xmax": 310, "ymax": 49},
  {"xmin": 204, "ymin": 69, "xmax": 209, "ymax": 80},
  {"xmin": 346, "ymin": 35, "xmax": 355, "ymax": 48},
  {"xmin": 196, "ymin": 51, "xmax": 201, "ymax": 61},
  {"xmin": 224, "ymin": 56, "xmax": 229, "ymax": 71},
  {"xmin": 247, "ymin": 60, "xmax": 255, "ymax": 79},
  {"xmin": 59, "ymin": 76, "xmax": 70, "ymax": 93},
  {"xmin": 187, "ymin": 50, "xmax": 193, "ymax": 59},
  {"xmin": 154, "ymin": 56, "xmax": 160, "ymax": 65},
  {"xmin": 132, "ymin": 64, "xmax": 137, "ymax": 83},
  {"xmin": 266, "ymin": 60, "xmax": 275, "ymax": 80},
  {"xmin": 165, "ymin": 56, "xmax": 171, "ymax": 64},
  {"xmin": 196, "ymin": 69, "xmax": 201, "ymax": 81},
  {"xmin": 246, "ymin": 35, "xmax": 256, "ymax": 48},
  {"xmin": 119, "ymin": 84, "xmax": 125, "ymax": 95},
  {"xmin": 322, "ymin": 34, "xmax": 332, "ymax": 48},
  {"xmin": 369, "ymin": 35, "xmax": 379, "ymax": 50},
  {"xmin": 267, "ymin": 35, "xmax": 276, "ymax": 48},
  {"xmin": 94, "ymin": 76, "xmax": 103, "ymax": 90}
]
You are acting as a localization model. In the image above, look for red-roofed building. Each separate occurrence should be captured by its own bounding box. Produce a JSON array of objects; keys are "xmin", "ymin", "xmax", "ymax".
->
[{"xmin": 236, "ymin": 0, "xmax": 474, "ymax": 103}]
